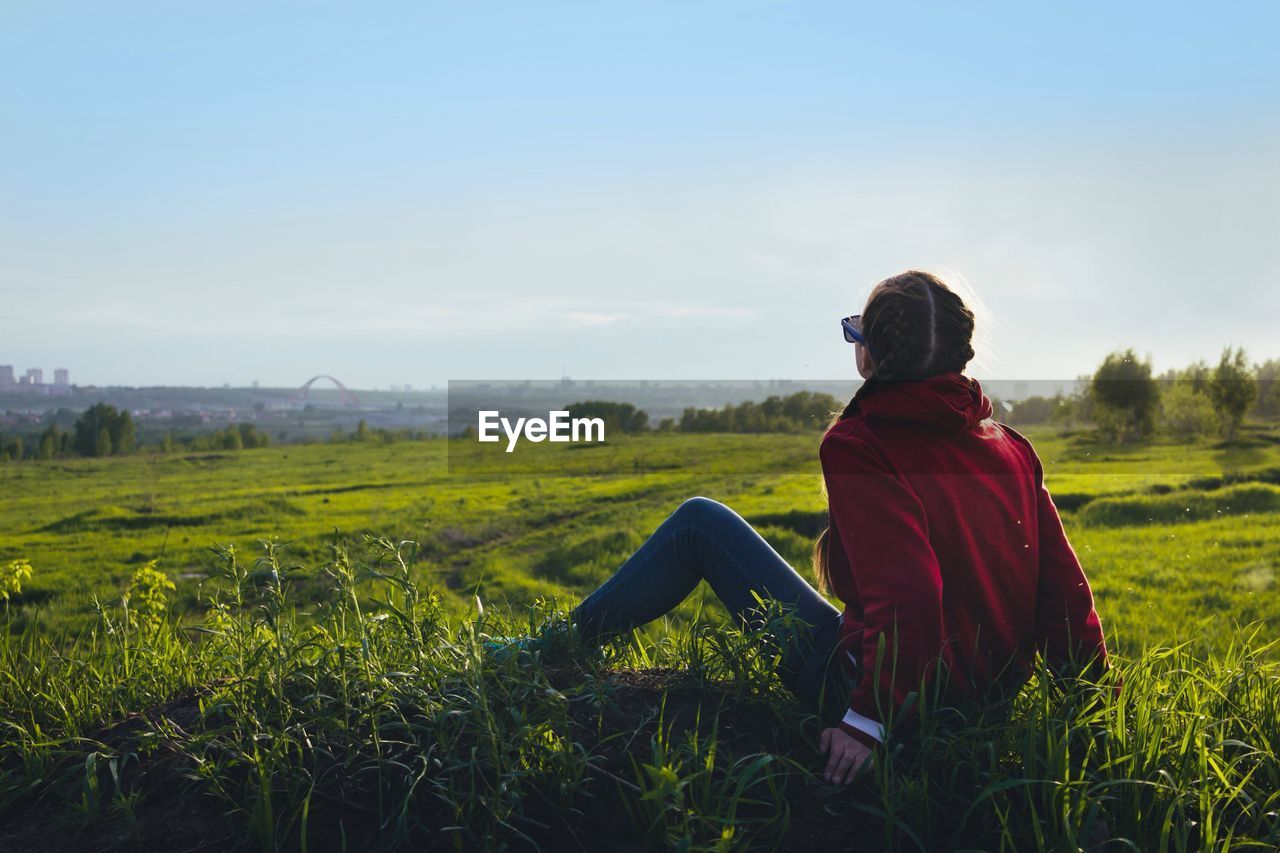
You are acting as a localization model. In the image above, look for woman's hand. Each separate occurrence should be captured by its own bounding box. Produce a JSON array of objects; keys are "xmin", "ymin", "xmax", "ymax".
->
[{"xmin": 818, "ymin": 727, "xmax": 874, "ymax": 785}]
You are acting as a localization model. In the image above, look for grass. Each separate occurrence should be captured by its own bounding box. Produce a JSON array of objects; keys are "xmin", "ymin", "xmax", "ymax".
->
[{"xmin": 1, "ymin": 424, "xmax": 1279, "ymax": 849}]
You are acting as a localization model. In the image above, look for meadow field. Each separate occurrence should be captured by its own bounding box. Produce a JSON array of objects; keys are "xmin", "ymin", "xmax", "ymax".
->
[
  {"xmin": 2, "ymin": 426, "xmax": 1279, "ymax": 850},
  {"xmin": 4, "ymin": 426, "xmax": 1279, "ymax": 649}
]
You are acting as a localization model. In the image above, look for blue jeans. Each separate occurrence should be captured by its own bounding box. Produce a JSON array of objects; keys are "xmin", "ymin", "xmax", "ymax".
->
[{"xmin": 569, "ymin": 496, "xmax": 857, "ymax": 727}]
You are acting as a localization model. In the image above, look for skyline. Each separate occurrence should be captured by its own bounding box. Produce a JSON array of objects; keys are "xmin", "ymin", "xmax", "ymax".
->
[{"xmin": 3, "ymin": 3, "xmax": 1278, "ymax": 388}]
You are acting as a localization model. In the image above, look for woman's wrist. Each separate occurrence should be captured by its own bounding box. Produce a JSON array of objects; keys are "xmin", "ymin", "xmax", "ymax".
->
[
  {"xmin": 836, "ymin": 720, "xmax": 882, "ymax": 749},
  {"xmin": 838, "ymin": 706, "xmax": 885, "ymax": 745}
]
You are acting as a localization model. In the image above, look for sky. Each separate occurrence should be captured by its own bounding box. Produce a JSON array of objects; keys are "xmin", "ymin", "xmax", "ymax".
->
[{"xmin": 2, "ymin": 2, "xmax": 1278, "ymax": 389}]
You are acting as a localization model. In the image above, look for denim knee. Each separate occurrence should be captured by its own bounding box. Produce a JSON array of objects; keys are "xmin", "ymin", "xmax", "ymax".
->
[{"xmin": 674, "ymin": 496, "xmax": 732, "ymax": 527}]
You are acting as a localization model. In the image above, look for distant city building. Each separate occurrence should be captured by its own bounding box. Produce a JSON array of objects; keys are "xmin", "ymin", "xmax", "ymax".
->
[{"xmin": 1, "ymin": 365, "xmax": 74, "ymax": 394}]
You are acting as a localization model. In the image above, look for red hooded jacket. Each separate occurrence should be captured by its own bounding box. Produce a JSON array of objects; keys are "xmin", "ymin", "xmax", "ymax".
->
[{"xmin": 821, "ymin": 372, "xmax": 1109, "ymax": 747}]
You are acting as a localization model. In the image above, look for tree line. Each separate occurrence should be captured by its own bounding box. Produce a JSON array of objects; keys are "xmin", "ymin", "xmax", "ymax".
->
[
  {"xmin": 1, "ymin": 403, "xmax": 442, "ymax": 462},
  {"xmin": 455, "ymin": 393, "xmax": 842, "ymax": 442},
  {"xmin": 1003, "ymin": 348, "xmax": 1279, "ymax": 442},
  {"xmin": 1, "ymin": 403, "xmax": 271, "ymax": 462},
  {"xmin": 674, "ymin": 390, "xmax": 840, "ymax": 434},
  {"xmin": 566, "ymin": 355, "xmax": 1277, "ymax": 445},
  {"xmin": 328, "ymin": 419, "xmax": 435, "ymax": 444},
  {"xmin": 4, "ymin": 356, "xmax": 1277, "ymax": 463},
  {"xmin": 558, "ymin": 392, "xmax": 842, "ymax": 436}
]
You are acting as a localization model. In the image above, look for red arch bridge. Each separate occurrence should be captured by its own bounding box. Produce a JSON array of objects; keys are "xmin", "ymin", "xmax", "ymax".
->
[{"xmin": 295, "ymin": 375, "xmax": 360, "ymax": 407}]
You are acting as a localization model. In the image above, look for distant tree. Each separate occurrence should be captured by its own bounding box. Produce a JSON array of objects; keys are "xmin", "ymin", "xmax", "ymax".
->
[
  {"xmin": 1251, "ymin": 358, "xmax": 1280, "ymax": 420},
  {"xmin": 1265, "ymin": 381, "xmax": 1280, "ymax": 422},
  {"xmin": 776, "ymin": 391, "xmax": 841, "ymax": 430},
  {"xmin": 1160, "ymin": 382, "xmax": 1217, "ymax": 441},
  {"xmin": 656, "ymin": 417, "xmax": 676, "ymax": 432},
  {"xmin": 3, "ymin": 437, "xmax": 23, "ymax": 461},
  {"xmin": 38, "ymin": 423, "xmax": 62, "ymax": 459},
  {"xmin": 238, "ymin": 423, "xmax": 268, "ymax": 448},
  {"xmin": 1160, "ymin": 359, "xmax": 1210, "ymax": 395},
  {"xmin": 1005, "ymin": 395, "xmax": 1056, "ymax": 425},
  {"xmin": 74, "ymin": 404, "xmax": 110, "ymax": 456},
  {"xmin": 95, "ymin": 427, "xmax": 112, "ymax": 457},
  {"xmin": 565, "ymin": 401, "xmax": 649, "ymax": 434},
  {"xmin": 1207, "ymin": 347, "xmax": 1257, "ymax": 440},
  {"xmin": 1050, "ymin": 378, "xmax": 1095, "ymax": 428},
  {"xmin": 73, "ymin": 403, "xmax": 135, "ymax": 457},
  {"xmin": 1090, "ymin": 350, "xmax": 1159, "ymax": 442},
  {"xmin": 115, "ymin": 411, "xmax": 136, "ymax": 454},
  {"xmin": 222, "ymin": 425, "xmax": 243, "ymax": 450},
  {"xmin": 355, "ymin": 419, "xmax": 371, "ymax": 442},
  {"xmin": 162, "ymin": 433, "xmax": 176, "ymax": 454}
]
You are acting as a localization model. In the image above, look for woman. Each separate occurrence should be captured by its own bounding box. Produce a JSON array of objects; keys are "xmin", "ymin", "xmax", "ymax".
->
[{"xmin": 492, "ymin": 270, "xmax": 1111, "ymax": 787}]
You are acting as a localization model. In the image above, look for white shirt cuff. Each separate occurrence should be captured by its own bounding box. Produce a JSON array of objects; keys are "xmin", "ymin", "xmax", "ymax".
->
[
  {"xmin": 842, "ymin": 649, "xmax": 883, "ymax": 742},
  {"xmin": 840, "ymin": 707, "xmax": 885, "ymax": 743}
]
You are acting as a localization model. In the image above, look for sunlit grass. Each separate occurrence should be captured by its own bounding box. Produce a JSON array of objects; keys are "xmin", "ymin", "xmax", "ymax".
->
[{"xmin": 0, "ymin": 536, "xmax": 1276, "ymax": 850}]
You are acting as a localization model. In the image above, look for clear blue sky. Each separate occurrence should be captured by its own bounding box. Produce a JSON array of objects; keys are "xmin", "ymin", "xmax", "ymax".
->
[{"xmin": 2, "ymin": 2, "xmax": 1277, "ymax": 389}]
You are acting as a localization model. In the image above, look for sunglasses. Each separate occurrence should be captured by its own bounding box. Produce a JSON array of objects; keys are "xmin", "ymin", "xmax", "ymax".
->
[{"xmin": 841, "ymin": 314, "xmax": 874, "ymax": 357}]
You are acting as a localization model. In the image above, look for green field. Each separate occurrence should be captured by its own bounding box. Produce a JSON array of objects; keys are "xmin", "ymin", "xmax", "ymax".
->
[
  {"xmin": 2, "ymin": 427, "xmax": 1279, "ymax": 850},
  {"xmin": 4, "ymin": 427, "xmax": 1279, "ymax": 651}
]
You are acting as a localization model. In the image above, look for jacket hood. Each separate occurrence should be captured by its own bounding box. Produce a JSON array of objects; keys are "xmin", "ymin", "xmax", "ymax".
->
[{"xmin": 851, "ymin": 372, "xmax": 994, "ymax": 431}]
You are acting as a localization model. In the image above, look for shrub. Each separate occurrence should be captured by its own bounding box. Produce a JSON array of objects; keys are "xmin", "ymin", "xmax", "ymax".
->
[
  {"xmin": 0, "ymin": 559, "xmax": 32, "ymax": 607},
  {"xmin": 125, "ymin": 560, "xmax": 176, "ymax": 631},
  {"xmin": 1160, "ymin": 382, "xmax": 1217, "ymax": 441}
]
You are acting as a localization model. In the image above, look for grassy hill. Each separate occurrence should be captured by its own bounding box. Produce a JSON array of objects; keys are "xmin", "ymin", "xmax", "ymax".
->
[{"xmin": 1, "ymin": 426, "xmax": 1279, "ymax": 849}]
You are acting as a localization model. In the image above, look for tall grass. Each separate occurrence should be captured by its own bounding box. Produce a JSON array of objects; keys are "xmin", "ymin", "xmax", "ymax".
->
[{"xmin": 1, "ymin": 536, "xmax": 1278, "ymax": 851}]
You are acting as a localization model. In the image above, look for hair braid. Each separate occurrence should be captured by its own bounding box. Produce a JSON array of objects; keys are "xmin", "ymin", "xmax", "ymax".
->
[
  {"xmin": 861, "ymin": 270, "xmax": 974, "ymax": 382},
  {"xmin": 813, "ymin": 269, "xmax": 979, "ymax": 592}
]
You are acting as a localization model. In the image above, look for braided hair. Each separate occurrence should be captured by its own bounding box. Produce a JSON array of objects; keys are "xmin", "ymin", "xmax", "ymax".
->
[
  {"xmin": 863, "ymin": 270, "xmax": 976, "ymax": 382},
  {"xmin": 811, "ymin": 270, "xmax": 978, "ymax": 594}
]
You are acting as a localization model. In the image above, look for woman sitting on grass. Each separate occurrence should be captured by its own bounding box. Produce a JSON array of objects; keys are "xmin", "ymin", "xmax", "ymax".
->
[{"xmin": 491, "ymin": 269, "xmax": 1112, "ymax": 787}]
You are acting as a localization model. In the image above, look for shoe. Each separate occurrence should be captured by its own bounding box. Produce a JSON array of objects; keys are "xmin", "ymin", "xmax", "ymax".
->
[
  {"xmin": 481, "ymin": 633, "xmax": 539, "ymax": 660},
  {"xmin": 481, "ymin": 618, "xmax": 598, "ymax": 664}
]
